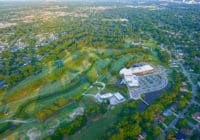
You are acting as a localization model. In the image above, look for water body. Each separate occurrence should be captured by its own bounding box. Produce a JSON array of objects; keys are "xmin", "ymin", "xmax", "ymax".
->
[{"xmin": 137, "ymin": 83, "xmax": 171, "ymax": 112}]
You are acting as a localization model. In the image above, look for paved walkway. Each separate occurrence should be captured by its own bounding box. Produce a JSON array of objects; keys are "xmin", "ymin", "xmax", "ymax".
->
[{"xmin": 140, "ymin": 97, "xmax": 149, "ymax": 105}]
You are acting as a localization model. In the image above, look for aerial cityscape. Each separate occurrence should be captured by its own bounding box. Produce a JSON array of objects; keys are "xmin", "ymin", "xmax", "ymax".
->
[{"xmin": 0, "ymin": 0, "xmax": 199, "ymax": 139}]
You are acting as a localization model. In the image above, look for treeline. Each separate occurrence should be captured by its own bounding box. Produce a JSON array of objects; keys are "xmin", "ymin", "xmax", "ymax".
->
[
  {"xmin": 3, "ymin": 49, "xmax": 93, "ymax": 103},
  {"xmin": 155, "ymin": 48, "xmax": 170, "ymax": 64},
  {"xmin": 34, "ymin": 97, "xmax": 74, "ymax": 121},
  {"xmin": 46, "ymin": 103, "xmax": 107, "ymax": 139},
  {"xmin": 0, "ymin": 80, "xmax": 84, "ymax": 137},
  {"xmin": 0, "ymin": 16, "xmax": 126, "ymax": 89}
]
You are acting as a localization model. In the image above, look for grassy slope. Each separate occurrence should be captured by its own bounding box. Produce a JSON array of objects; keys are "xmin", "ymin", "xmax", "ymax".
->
[
  {"xmin": 0, "ymin": 40, "xmax": 162, "ymax": 139},
  {"xmin": 67, "ymin": 105, "xmax": 123, "ymax": 140}
]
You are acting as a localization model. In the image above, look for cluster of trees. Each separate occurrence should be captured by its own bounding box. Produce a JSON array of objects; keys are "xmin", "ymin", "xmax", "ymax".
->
[
  {"xmin": 177, "ymin": 91, "xmax": 192, "ymax": 111},
  {"xmin": 4, "ymin": 57, "xmax": 86, "ymax": 103},
  {"xmin": 0, "ymin": 50, "xmax": 38, "ymax": 86},
  {"xmin": 176, "ymin": 119, "xmax": 189, "ymax": 129},
  {"xmin": 0, "ymin": 10, "xmax": 127, "ymax": 88},
  {"xmin": 1, "ymin": 2, "xmax": 200, "ymax": 139},
  {"xmin": 170, "ymin": 73, "xmax": 192, "ymax": 111},
  {"xmin": 85, "ymin": 103, "xmax": 107, "ymax": 117},
  {"xmin": 167, "ymin": 121, "xmax": 198, "ymax": 140},
  {"xmin": 155, "ymin": 48, "xmax": 170, "ymax": 64},
  {"xmin": 48, "ymin": 115, "xmax": 87, "ymax": 140},
  {"xmin": 1, "ymin": 1, "xmax": 200, "ymax": 89},
  {"xmin": 107, "ymin": 102, "xmax": 142, "ymax": 140},
  {"xmin": 29, "ymin": 91, "xmax": 82, "ymax": 122},
  {"xmin": 105, "ymin": 101, "xmax": 163, "ymax": 140},
  {"xmin": 48, "ymin": 103, "xmax": 108, "ymax": 139},
  {"xmin": 35, "ymin": 97, "xmax": 72, "ymax": 121},
  {"xmin": 0, "ymin": 33, "xmax": 73, "ymax": 87}
]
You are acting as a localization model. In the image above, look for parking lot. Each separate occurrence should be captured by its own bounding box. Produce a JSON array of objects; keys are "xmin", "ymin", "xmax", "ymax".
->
[{"xmin": 129, "ymin": 67, "xmax": 168, "ymax": 99}]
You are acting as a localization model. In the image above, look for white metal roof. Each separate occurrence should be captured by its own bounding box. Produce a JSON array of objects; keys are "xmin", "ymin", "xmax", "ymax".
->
[
  {"xmin": 120, "ymin": 68, "xmax": 139, "ymax": 87},
  {"xmin": 100, "ymin": 93, "xmax": 113, "ymax": 99},
  {"xmin": 114, "ymin": 92, "xmax": 125, "ymax": 101},
  {"xmin": 120, "ymin": 68, "xmax": 133, "ymax": 76},
  {"xmin": 124, "ymin": 75, "xmax": 139, "ymax": 87}
]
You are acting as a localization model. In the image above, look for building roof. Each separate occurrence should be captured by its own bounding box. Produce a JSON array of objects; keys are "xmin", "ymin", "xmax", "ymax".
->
[
  {"xmin": 113, "ymin": 92, "xmax": 125, "ymax": 101},
  {"xmin": 132, "ymin": 41, "xmax": 141, "ymax": 45},
  {"xmin": 163, "ymin": 109, "xmax": 172, "ymax": 116},
  {"xmin": 125, "ymin": 75, "xmax": 139, "ymax": 87},
  {"xmin": 192, "ymin": 112, "xmax": 200, "ymax": 122},
  {"xmin": 175, "ymin": 133, "xmax": 186, "ymax": 140},
  {"xmin": 120, "ymin": 68, "xmax": 132, "ymax": 76},
  {"xmin": 180, "ymin": 87, "xmax": 189, "ymax": 92},
  {"xmin": 154, "ymin": 115, "xmax": 164, "ymax": 122},
  {"xmin": 124, "ymin": 75, "xmax": 133, "ymax": 82},
  {"xmin": 109, "ymin": 92, "xmax": 125, "ymax": 105},
  {"xmin": 131, "ymin": 64, "xmax": 154, "ymax": 74},
  {"xmin": 180, "ymin": 128, "xmax": 193, "ymax": 136},
  {"xmin": 198, "ymin": 81, "xmax": 200, "ymax": 87},
  {"xmin": 120, "ymin": 68, "xmax": 139, "ymax": 87},
  {"xmin": 120, "ymin": 18, "xmax": 129, "ymax": 22},
  {"xmin": 99, "ymin": 93, "xmax": 113, "ymax": 99}
]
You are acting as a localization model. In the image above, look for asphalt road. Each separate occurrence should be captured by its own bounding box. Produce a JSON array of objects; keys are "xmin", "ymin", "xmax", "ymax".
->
[{"xmin": 164, "ymin": 63, "xmax": 198, "ymax": 132}]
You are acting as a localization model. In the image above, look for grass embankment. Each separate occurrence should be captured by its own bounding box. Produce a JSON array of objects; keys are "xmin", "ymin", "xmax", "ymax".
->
[{"xmin": 68, "ymin": 105, "xmax": 123, "ymax": 140}]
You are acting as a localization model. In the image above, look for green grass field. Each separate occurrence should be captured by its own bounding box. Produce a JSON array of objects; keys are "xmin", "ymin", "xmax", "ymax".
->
[
  {"xmin": 0, "ymin": 40, "xmax": 163, "ymax": 139},
  {"xmin": 68, "ymin": 105, "xmax": 123, "ymax": 140}
]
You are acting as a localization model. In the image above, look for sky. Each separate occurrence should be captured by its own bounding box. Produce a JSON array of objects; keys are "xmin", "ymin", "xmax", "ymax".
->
[
  {"xmin": 0, "ymin": 0, "xmax": 137, "ymax": 3},
  {"xmin": 0, "ymin": 0, "xmax": 126, "ymax": 1}
]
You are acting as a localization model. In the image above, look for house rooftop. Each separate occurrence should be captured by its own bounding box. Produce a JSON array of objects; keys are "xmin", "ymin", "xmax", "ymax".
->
[
  {"xmin": 163, "ymin": 109, "xmax": 172, "ymax": 116},
  {"xmin": 197, "ymin": 81, "xmax": 200, "ymax": 87}
]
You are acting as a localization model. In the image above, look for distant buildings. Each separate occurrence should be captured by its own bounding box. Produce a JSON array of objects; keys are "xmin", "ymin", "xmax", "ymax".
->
[
  {"xmin": 0, "ymin": 80, "xmax": 7, "ymax": 89},
  {"xmin": 180, "ymin": 128, "xmax": 193, "ymax": 136},
  {"xmin": 132, "ymin": 41, "xmax": 141, "ymax": 46},
  {"xmin": 0, "ymin": 22, "xmax": 16, "ymax": 29},
  {"xmin": 160, "ymin": 0, "xmax": 198, "ymax": 4},
  {"xmin": 175, "ymin": 132, "xmax": 186, "ymax": 140},
  {"xmin": 192, "ymin": 112, "xmax": 200, "ymax": 123},
  {"xmin": 119, "ymin": 18, "xmax": 129, "ymax": 22},
  {"xmin": 0, "ymin": 45, "xmax": 4, "ymax": 53},
  {"xmin": 170, "ymin": 62, "xmax": 179, "ymax": 68},
  {"xmin": 180, "ymin": 87, "xmax": 189, "ymax": 93},
  {"xmin": 154, "ymin": 114, "xmax": 164, "ymax": 122}
]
